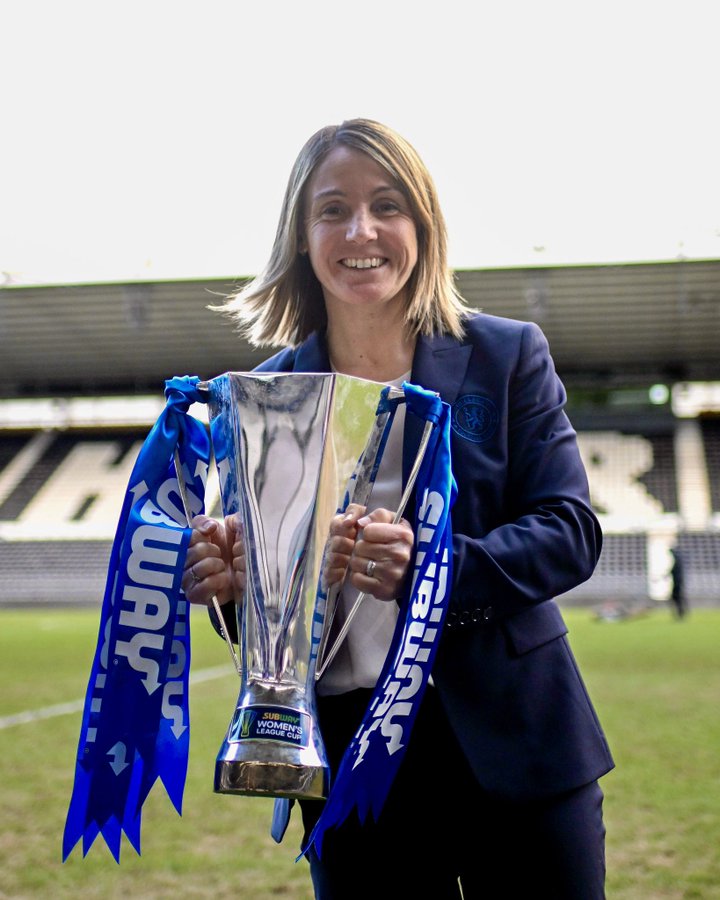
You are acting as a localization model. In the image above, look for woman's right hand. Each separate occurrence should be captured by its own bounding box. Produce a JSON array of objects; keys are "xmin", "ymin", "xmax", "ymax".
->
[{"xmin": 182, "ymin": 513, "xmax": 245, "ymax": 606}]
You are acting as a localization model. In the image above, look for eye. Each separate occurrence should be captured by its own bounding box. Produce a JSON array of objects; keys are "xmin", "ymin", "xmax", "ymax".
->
[
  {"xmin": 375, "ymin": 199, "xmax": 401, "ymax": 214},
  {"xmin": 318, "ymin": 203, "xmax": 344, "ymax": 219},
  {"xmin": 374, "ymin": 191, "xmax": 411, "ymax": 216}
]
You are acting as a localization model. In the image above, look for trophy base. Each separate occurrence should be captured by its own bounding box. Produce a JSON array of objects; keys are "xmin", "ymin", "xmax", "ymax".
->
[
  {"xmin": 214, "ymin": 689, "xmax": 329, "ymax": 800},
  {"xmin": 214, "ymin": 758, "xmax": 327, "ymax": 799}
]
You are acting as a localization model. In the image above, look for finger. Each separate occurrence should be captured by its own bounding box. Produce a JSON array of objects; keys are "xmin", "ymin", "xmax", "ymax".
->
[
  {"xmin": 184, "ymin": 540, "xmax": 223, "ymax": 568},
  {"xmin": 348, "ymin": 566, "xmax": 396, "ymax": 601},
  {"xmin": 187, "ymin": 520, "xmax": 223, "ymax": 553},
  {"xmin": 357, "ymin": 507, "xmax": 395, "ymax": 527},
  {"xmin": 355, "ymin": 523, "xmax": 414, "ymax": 555},
  {"xmin": 358, "ymin": 512, "xmax": 412, "ymax": 533},
  {"xmin": 335, "ymin": 504, "xmax": 367, "ymax": 533},
  {"xmin": 231, "ymin": 551, "xmax": 247, "ymax": 587},
  {"xmin": 225, "ymin": 512, "xmax": 243, "ymax": 541},
  {"xmin": 329, "ymin": 517, "xmax": 358, "ymax": 542},
  {"xmin": 184, "ymin": 553, "xmax": 225, "ymax": 584},
  {"xmin": 182, "ymin": 563, "xmax": 230, "ymax": 604},
  {"xmin": 230, "ymin": 522, "xmax": 246, "ymax": 554},
  {"xmin": 327, "ymin": 532, "xmax": 356, "ymax": 556},
  {"xmin": 343, "ymin": 503, "xmax": 367, "ymax": 520},
  {"xmin": 350, "ymin": 552, "xmax": 412, "ymax": 601},
  {"xmin": 190, "ymin": 514, "xmax": 219, "ymax": 534},
  {"xmin": 227, "ymin": 516, "xmax": 247, "ymax": 591}
]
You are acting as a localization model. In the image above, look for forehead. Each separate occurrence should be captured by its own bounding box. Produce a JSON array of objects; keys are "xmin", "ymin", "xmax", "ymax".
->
[{"xmin": 306, "ymin": 145, "xmax": 399, "ymax": 200}]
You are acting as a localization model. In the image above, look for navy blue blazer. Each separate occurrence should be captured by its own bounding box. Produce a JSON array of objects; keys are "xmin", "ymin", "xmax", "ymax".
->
[{"xmin": 254, "ymin": 312, "xmax": 614, "ymax": 803}]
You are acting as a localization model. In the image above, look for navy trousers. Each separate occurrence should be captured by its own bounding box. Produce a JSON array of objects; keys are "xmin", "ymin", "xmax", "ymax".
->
[{"xmin": 300, "ymin": 687, "xmax": 607, "ymax": 900}]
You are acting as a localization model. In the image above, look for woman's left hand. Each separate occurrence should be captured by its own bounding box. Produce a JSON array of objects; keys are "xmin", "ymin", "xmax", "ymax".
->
[{"xmin": 349, "ymin": 507, "xmax": 414, "ymax": 601}]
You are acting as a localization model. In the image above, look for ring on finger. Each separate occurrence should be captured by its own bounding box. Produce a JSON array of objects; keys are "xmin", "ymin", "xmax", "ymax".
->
[
  {"xmin": 365, "ymin": 560, "xmax": 376, "ymax": 578},
  {"xmin": 191, "ymin": 565, "xmax": 202, "ymax": 585}
]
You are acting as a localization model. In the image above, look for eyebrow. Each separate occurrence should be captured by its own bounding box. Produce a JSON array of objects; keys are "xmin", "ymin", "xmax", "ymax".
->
[{"xmin": 309, "ymin": 184, "xmax": 404, "ymax": 202}]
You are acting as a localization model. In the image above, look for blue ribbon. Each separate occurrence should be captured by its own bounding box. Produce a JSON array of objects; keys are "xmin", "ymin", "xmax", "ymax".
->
[
  {"xmin": 303, "ymin": 382, "xmax": 456, "ymax": 858},
  {"xmin": 63, "ymin": 376, "xmax": 210, "ymax": 862}
]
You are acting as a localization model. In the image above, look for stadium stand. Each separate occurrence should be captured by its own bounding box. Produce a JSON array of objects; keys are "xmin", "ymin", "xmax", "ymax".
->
[
  {"xmin": 1, "ymin": 260, "xmax": 718, "ymax": 611},
  {"xmin": 701, "ymin": 418, "xmax": 720, "ymax": 512}
]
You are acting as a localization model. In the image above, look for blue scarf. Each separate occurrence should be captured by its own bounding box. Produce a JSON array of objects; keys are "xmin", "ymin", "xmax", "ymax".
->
[
  {"xmin": 303, "ymin": 382, "xmax": 456, "ymax": 858},
  {"xmin": 63, "ymin": 376, "xmax": 209, "ymax": 862},
  {"xmin": 63, "ymin": 376, "xmax": 455, "ymax": 863}
]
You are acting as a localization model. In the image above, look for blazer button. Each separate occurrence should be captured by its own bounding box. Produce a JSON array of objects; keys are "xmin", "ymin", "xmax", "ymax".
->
[
  {"xmin": 458, "ymin": 610, "xmax": 470, "ymax": 626},
  {"xmin": 446, "ymin": 611, "xmax": 458, "ymax": 629},
  {"xmin": 482, "ymin": 606, "xmax": 494, "ymax": 623}
]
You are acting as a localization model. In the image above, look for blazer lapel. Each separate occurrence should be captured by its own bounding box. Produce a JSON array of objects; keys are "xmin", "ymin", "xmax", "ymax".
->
[
  {"xmin": 293, "ymin": 332, "xmax": 331, "ymax": 372},
  {"xmin": 402, "ymin": 331, "xmax": 472, "ymax": 492},
  {"xmin": 412, "ymin": 332, "xmax": 473, "ymax": 406},
  {"xmin": 291, "ymin": 330, "xmax": 473, "ymax": 399}
]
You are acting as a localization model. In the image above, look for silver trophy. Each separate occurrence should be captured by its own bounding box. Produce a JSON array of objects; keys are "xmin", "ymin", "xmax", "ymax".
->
[{"xmin": 195, "ymin": 372, "xmax": 435, "ymax": 801}]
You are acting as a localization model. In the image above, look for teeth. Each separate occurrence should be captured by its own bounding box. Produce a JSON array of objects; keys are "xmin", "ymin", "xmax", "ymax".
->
[{"xmin": 342, "ymin": 258, "xmax": 383, "ymax": 269}]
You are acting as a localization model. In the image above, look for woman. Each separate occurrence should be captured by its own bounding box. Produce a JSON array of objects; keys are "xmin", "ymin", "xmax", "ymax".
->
[{"xmin": 183, "ymin": 118, "xmax": 614, "ymax": 899}]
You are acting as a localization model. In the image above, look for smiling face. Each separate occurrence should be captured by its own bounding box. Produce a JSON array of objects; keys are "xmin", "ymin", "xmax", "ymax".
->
[{"xmin": 300, "ymin": 145, "xmax": 419, "ymax": 321}]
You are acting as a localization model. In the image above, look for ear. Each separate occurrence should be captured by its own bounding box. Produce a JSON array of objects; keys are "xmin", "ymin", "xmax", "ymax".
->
[{"xmin": 297, "ymin": 236, "xmax": 308, "ymax": 255}]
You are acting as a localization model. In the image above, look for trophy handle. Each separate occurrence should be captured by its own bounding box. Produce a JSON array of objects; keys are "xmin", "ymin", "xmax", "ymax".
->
[
  {"xmin": 174, "ymin": 448, "xmax": 242, "ymax": 675},
  {"xmin": 173, "ymin": 381, "xmax": 242, "ymax": 675},
  {"xmin": 314, "ymin": 417, "xmax": 436, "ymax": 681},
  {"xmin": 313, "ymin": 399, "xmax": 396, "ymax": 675}
]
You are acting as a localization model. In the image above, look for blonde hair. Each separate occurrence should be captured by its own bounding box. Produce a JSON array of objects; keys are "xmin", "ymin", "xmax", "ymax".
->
[{"xmin": 216, "ymin": 118, "xmax": 469, "ymax": 347}]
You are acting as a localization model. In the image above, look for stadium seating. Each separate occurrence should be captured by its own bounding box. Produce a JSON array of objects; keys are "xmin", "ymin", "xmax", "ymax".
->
[
  {"xmin": 701, "ymin": 419, "xmax": 720, "ymax": 512},
  {"xmin": 1, "ymin": 416, "xmax": 718, "ymax": 611}
]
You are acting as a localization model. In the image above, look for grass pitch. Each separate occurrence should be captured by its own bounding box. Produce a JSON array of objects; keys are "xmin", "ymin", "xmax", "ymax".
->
[{"xmin": 1, "ymin": 605, "xmax": 719, "ymax": 899}]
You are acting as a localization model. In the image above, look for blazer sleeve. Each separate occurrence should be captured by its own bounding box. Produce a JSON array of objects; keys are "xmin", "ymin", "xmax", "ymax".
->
[{"xmin": 449, "ymin": 322, "xmax": 602, "ymax": 621}]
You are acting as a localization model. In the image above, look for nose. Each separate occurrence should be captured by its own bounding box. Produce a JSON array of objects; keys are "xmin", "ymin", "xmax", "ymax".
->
[{"xmin": 345, "ymin": 207, "xmax": 377, "ymax": 243}]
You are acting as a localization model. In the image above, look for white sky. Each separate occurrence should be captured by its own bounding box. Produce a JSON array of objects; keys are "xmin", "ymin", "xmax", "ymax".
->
[{"xmin": 1, "ymin": 0, "xmax": 718, "ymax": 286}]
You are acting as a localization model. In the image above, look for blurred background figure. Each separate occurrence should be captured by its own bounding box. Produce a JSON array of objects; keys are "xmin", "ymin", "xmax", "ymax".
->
[{"xmin": 669, "ymin": 545, "xmax": 688, "ymax": 619}]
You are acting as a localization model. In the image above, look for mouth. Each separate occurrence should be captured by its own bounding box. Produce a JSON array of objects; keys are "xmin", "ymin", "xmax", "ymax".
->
[{"xmin": 340, "ymin": 257, "xmax": 386, "ymax": 269}]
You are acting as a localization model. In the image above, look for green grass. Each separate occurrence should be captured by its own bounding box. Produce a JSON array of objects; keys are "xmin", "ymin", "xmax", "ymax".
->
[
  {"xmin": 1, "ymin": 606, "xmax": 719, "ymax": 898},
  {"xmin": 574, "ymin": 607, "xmax": 720, "ymax": 899},
  {"xmin": 0, "ymin": 608, "xmax": 313, "ymax": 900}
]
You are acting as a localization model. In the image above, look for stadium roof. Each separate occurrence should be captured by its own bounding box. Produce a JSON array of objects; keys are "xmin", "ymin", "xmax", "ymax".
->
[{"xmin": 1, "ymin": 258, "xmax": 719, "ymax": 400}]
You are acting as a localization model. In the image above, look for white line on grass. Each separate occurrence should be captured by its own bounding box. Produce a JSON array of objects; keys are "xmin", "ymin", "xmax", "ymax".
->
[{"xmin": 0, "ymin": 664, "xmax": 232, "ymax": 730}]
